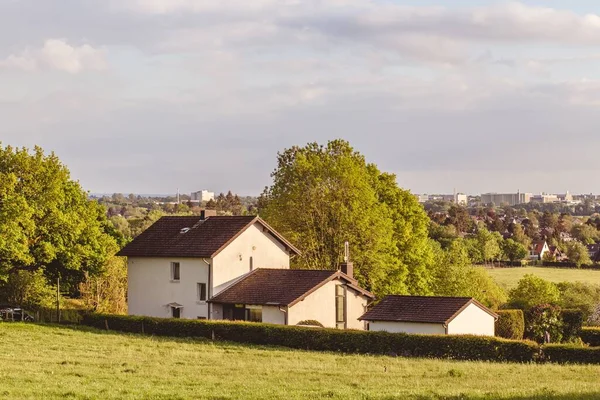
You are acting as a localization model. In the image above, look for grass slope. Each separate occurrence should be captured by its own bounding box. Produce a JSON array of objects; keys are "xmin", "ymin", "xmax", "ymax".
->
[
  {"xmin": 1, "ymin": 324, "xmax": 600, "ymax": 399},
  {"xmin": 485, "ymin": 267, "xmax": 600, "ymax": 290}
]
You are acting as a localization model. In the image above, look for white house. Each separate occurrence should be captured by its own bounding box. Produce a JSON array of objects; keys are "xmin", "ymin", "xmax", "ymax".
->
[
  {"xmin": 118, "ymin": 211, "xmax": 373, "ymax": 328},
  {"xmin": 529, "ymin": 241, "xmax": 550, "ymax": 261},
  {"xmin": 359, "ymin": 295, "xmax": 498, "ymax": 336}
]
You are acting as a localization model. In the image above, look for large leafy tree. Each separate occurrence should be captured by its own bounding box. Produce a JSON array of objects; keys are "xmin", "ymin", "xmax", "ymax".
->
[
  {"xmin": 0, "ymin": 144, "xmax": 118, "ymax": 290},
  {"xmin": 259, "ymin": 140, "xmax": 434, "ymax": 296}
]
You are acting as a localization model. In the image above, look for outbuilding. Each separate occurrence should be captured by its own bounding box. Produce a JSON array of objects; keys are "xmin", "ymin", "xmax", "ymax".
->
[{"xmin": 359, "ymin": 295, "xmax": 498, "ymax": 336}]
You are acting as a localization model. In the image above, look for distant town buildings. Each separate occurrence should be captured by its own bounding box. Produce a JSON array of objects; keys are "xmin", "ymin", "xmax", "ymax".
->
[
  {"xmin": 190, "ymin": 190, "xmax": 215, "ymax": 203},
  {"xmin": 480, "ymin": 192, "xmax": 532, "ymax": 206}
]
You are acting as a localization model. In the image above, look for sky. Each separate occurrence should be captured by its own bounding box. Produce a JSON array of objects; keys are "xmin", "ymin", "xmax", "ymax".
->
[{"xmin": 2, "ymin": 1, "xmax": 600, "ymax": 196}]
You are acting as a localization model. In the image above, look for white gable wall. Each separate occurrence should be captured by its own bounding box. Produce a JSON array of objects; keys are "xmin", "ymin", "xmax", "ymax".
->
[
  {"xmin": 127, "ymin": 257, "xmax": 210, "ymax": 319},
  {"xmin": 263, "ymin": 306, "xmax": 286, "ymax": 324},
  {"xmin": 212, "ymin": 222, "xmax": 290, "ymax": 294},
  {"xmin": 287, "ymin": 279, "xmax": 369, "ymax": 329},
  {"xmin": 368, "ymin": 321, "xmax": 445, "ymax": 334},
  {"xmin": 446, "ymin": 303, "xmax": 495, "ymax": 336}
]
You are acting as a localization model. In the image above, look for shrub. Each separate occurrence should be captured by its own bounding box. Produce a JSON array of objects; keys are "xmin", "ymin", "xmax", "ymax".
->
[
  {"xmin": 496, "ymin": 310, "xmax": 525, "ymax": 340},
  {"xmin": 542, "ymin": 345, "xmax": 600, "ymax": 364},
  {"xmin": 580, "ymin": 327, "xmax": 600, "ymax": 347},
  {"xmin": 525, "ymin": 304, "xmax": 563, "ymax": 343},
  {"xmin": 560, "ymin": 309, "xmax": 584, "ymax": 343},
  {"xmin": 296, "ymin": 320, "xmax": 324, "ymax": 327},
  {"xmin": 509, "ymin": 275, "xmax": 560, "ymax": 310},
  {"xmin": 81, "ymin": 314, "xmax": 539, "ymax": 363}
]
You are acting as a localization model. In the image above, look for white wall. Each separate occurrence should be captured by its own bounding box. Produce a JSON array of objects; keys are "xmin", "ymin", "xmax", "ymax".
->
[
  {"xmin": 368, "ymin": 321, "xmax": 446, "ymax": 335},
  {"xmin": 212, "ymin": 222, "xmax": 290, "ymax": 294},
  {"xmin": 447, "ymin": 303, "xmax": 495, "ymax": 336},
  {"xmin": 286, "ymin": 280, "xmax": 369, "ymax": 330},
  {"xmin": 288, "ymin": 280, "xmax": 336, "ymax": 328},
  {"xmin": 127, "ymin": 257, "xmax": 210, "ymax": 319},
  {"xmin": 262, "ymin": 306, "xmax": 286, "ymax": 324},
  {"xmin": 346, "ymin": 287, "xmax": 369, "ymax": 330}
]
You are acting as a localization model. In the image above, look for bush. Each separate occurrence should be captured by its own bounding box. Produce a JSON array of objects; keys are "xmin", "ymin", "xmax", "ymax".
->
[
  {"xmin": 509, "ymin": 275, "xmax": 560, "ymax": 310},
  {"xmin": 542, "ymin": 345, "xmax": 600, "ymax": 364},
  {"xmin": 561, "ymin": 309, "xmax": 584, "ymax": 343},
  {"xmin": 525, "ymin": 304, "xmax": 563, "ymax": 343},
  {"xmin": 496, "ymin": 310, "xmax": 525, "ymax": 340},
  {"xmin": 82, "ymin": 314, "xmax": 539, "ymax": 363},
  {"xmin": 296, "ymin": 320, "xmax": 324, "ymax": 327},
  {"xmin": 580, "ymin": 327, "xmax": 600, "ymax": 347}
]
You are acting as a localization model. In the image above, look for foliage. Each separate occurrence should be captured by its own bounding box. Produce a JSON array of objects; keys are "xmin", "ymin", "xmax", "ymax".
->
[
  {"xmin": 82, "ymin": 314, "xmax": 539, "ymax": 363},
  {"xmin": 0, "ymin": 269, "xmax": 55, "ymax": 310},
  {"xmin": 296, "ymin": 320, "xmax": 324, "ymax": 327},
  {"xmin": 542, "ymin": 345, "xmax": 600, "ymax": 364},
  {"xmin": 556, "ymin": 281, "xmax": 600, "ymax": 315},
  {"xmin": 561, "ymin": 309, "xmax": 584, "ymax": 343},
  {"xmin": 509, "ymin": 274, "xmax": 560, "ymax": 310},
  {"xmin": 580, "ymin": 327, "xmax": 600, "ymax": 346},
  {"xmin": 565, "ymin": 242, "xmax": 592, "ymax": 268},
  {"xmin": 446, "ymin": 205, "xmax": 472, "ymax": 234},
  {"xmin": 430, "ymin": 241, "xmax": 507, "ymax": 308},
  {"xmin": 495, "ymin": 310, "xmax": 525, "ymax": 340},
  {"xmin": 501, "ymin": 239, "xmax": 528, "ymax": 262},
  {"xmin": 570, "ymin": 224, "xmax": 600, "ymax": 245},
  {"xmin": 79, "ymin": 256, "xmax": 127, "ymax": 314},
  {"xmin": 588, "ymin": 303, "xmax": 600, "ymax": 326},
  {"xmin": 525, "ymin": 304, "xmax": 563, "ymax": 344},
  {"xmin": 259, "ymin": 140, "xmax": 434, "ymax": 296},
  {"xmin": 0, "ymin": 144, "xmax": 118, "ymax": 290}
]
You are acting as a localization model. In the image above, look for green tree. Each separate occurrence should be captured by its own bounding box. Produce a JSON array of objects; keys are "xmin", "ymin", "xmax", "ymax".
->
[
  {"xmin": 570, "ymin": 224, "xmax": 599, "ymax": 245},
  {"xmin": 0, "ymin": 145, "xmax": 118, "ymax": 290},
  {"xmin": 260, "ymin": 140, "xmax": 433, "ymax": 296},
  {"xmin": 79, "ymin": 255, "xmax": 127, "ymax": 314},
  {"xmin": 475, "ymin": 227, "xmax": 502, "ymax": 263},
  {"xmin": 501, "ymin": 239, "xmax": 528, "ymax": 263},
  {"xmin": 0, "ymin": 269, "xmax": 55, "ymax": 310},
  {"xmin": 509, "ymin": 274, "xmax": 560, "ymax": 309},
  {"xmin": 430, "ymin": 240, "xmax": 506, "ymax": 308},
  {"xmin": 565, "ymin": 241, "xmax": 592, "ymax": 267},
  {"xmin": 446, "ymin": 204, "xmax": 472, "ymax": 234}
]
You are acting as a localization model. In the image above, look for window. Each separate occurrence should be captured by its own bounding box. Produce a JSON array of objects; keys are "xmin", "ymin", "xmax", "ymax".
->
[
  {"xmin": 335, "ymin": 285, "xmax": 346, "ymax": 329},
  {"xmin": 249, "ymin": 256, "xmax": 254, "ymax": 272},
  {"xmin": 171, "ymin": 306, "xmax": 181, "ymax": 319},
  {"xmin": 197, "ymin": 283, "xmax": 207, "ymax": 301},
  {"xmin": 171, "ymin": 262, "xmax": 180, "ymax": 281},
  {"xmin": 246, "ymin": 305, "xmax": 262, "ymax": 322}
]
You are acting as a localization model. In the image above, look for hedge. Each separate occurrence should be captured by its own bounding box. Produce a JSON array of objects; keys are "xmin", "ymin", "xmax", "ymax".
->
[
  {"xmin": 580, "ymin": 327, "xmax": 600, "ymax": 347},
  {"xmin": 542, "ymin": 345, "xmax": 600, "ymax": 364},
  {"xmin": 82, "ymin": 314, "xmax": 539, "ymax": 363},
  {"xmin": 561, "ymin": 309, "xmax": 584, "ymax": 343},
  {"xmin": 496, "ymin": 310, "xmax": 525, "ymax": 340}
]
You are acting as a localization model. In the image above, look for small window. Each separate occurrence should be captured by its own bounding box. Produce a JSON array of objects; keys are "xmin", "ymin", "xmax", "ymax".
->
[
  {"xmin": 335, "ymin": 285, "xmax": 346, "ymax": 329},
  {"xmin": 171, "ymin": 262, "xmax": 180, "ymax": 281},
  {"xmin": 171, "ymin": 307, "xmax": 181, "ymax": 319},
  {"xmin": 197, "ymin": 316, "xmax": 207, "ymax": 320},
  {"xmin": 246, "ymin": 305, "xmax": 262, "ymax": 322},
  {"xmin": 197, "ymin": 283, "xmax": 207, "ymax": 301}
]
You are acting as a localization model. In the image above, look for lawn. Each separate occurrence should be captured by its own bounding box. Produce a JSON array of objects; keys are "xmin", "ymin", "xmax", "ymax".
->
[
  {"xmin": 1, "ymin": 323, "xmax": 600, "ymax": 399},
  {"xmin": 485, "ymin": 267, "xmax": 600, "ymax": 290}
]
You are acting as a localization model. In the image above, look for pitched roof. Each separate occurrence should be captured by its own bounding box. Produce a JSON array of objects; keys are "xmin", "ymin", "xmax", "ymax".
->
[
  {"xmin": 532, "ymin": 241, "xmax": 547, "ymax": 255},
  {"xmin": 208, "ymin": 268, "xmax": 374, "ymax": 307},
  {"xmin": 117, "ymin": 215, "xmax": 300, "ymax": 258},
  {"xmin": 359, "ymin": 295, "xmax": 497, "ymax": 324}
]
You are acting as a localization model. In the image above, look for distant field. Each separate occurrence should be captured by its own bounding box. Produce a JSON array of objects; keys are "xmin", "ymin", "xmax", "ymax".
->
[
  {"xmin": 1, "ymin": 324, "xmax": 600, "ymax": 399},
  {"xmin": 486, "ymin": 266, "xmax": 600, "ymax": 289}
]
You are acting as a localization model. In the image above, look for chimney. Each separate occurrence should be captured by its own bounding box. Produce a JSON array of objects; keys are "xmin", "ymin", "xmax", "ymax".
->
[
  {"xmin": 200, "ymin": 209, "xmax": 217, "ymax": 220},
  {"xmin": 340, "ymin": 262, "xmax": 354, "ymax": 279},
  {"xmin": 339, "ymin": 240, "xmax": 353, "ymax": 278}
]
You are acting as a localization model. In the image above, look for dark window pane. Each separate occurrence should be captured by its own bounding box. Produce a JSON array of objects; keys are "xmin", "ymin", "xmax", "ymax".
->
[{"xmin": 172, "ymin": 307, "xmax": 181, "ymax": 318}]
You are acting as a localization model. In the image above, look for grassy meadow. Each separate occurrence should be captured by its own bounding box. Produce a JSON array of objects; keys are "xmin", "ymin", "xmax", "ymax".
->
[
  {"xmin": 1, "ymin": 323, "xmax": 600, "ymax": 399},
  {"xmin": 485, "ymin": 267, "xmax": 600, "ymax": 290}
]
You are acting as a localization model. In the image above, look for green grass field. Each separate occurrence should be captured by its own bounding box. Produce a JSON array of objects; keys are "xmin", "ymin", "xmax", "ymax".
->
[
  {"xmin": 485, "ymin": 267, "xmax": 600, "ymax": 290},
  {"xmin": 1, "ymin": 323, "xmax": 600, "ymax": 399}
]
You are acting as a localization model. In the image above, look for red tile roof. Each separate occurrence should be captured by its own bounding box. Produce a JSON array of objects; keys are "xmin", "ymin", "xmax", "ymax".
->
[
  {"xmin": 117, "ymin": 216, "xmax": 300, "ymax": 258},
  {"xmin": 209, "ymin": 268, "xmax": 373, "ymax": 306},
  {"xmin": 359, "ymin": 295, "xmax": 497, "ymax": 324}
]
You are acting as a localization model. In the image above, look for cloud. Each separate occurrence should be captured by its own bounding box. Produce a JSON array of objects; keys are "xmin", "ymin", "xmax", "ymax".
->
[{"xmin": 0, "ymin": 39, "xmax": 107, "ymax": 73}]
